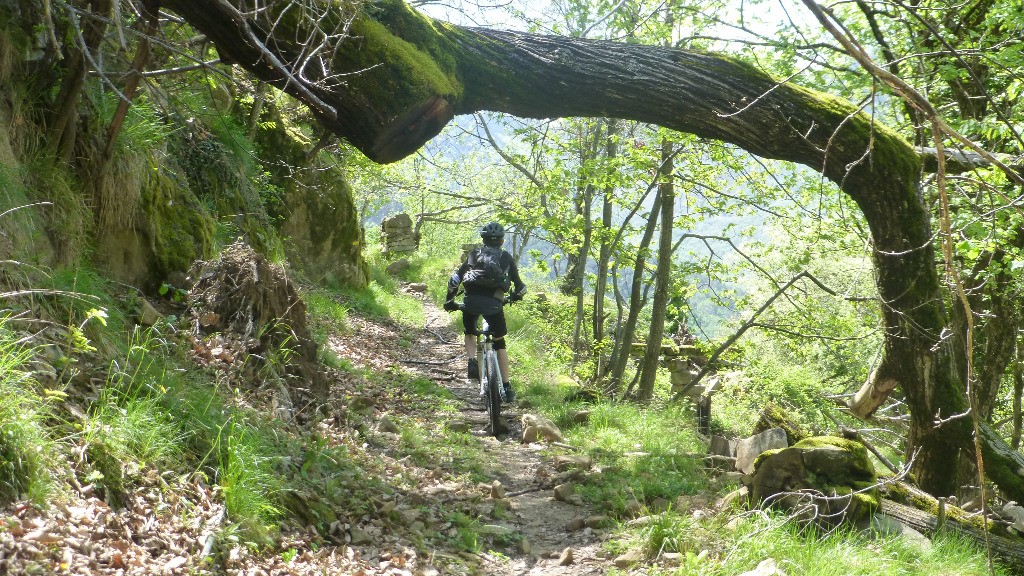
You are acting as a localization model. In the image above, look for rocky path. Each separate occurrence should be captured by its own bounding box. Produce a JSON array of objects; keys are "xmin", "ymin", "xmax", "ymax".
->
[{"xmin": 333, "ymin": 292, "xmax": 614, "ymax": 575}]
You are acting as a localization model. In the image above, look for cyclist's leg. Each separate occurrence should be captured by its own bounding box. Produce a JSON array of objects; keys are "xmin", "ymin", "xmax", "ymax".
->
[
  {"xmin": 462, "ymin": 312, "xmax": 481, "ymax": 379},
  {"xmin": 484, "ymin": 311, "xmax": 515, "ymax": 401}
]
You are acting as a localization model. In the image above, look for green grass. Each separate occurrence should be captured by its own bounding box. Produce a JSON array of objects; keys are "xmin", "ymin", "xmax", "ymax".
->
[
  {"xmin": 614, "ymin": 509, "xmax": 1012, "ymax": 576},
  {"xmin": 398, "ymin": 418, "xmax": 484, "ymax": 474},
  {"xmin": 214, "ymin": 422, "xmax": 283, "ymax": 544},
  {"xmin": 305, "ymin": 289, "xmax": 352, "ymax": 337},
  {"xmin": 155, "ymin": 370, "xmax": 286, "ymax": 544},
  {"xmin": 559, "ymin": 401, "xmax": 706, "ymax": 514},
  {"xmin": 79, "ymin": 327, "xmax": 185, "ymax": 498},
  {"xmin": 702, "ymin": 514, "xmax": 1011, "ymax": 576},
  {"xmin": 47, "ymin": 266, "xmax": 129, "ymax": 356},
  {"xmin": 0, "ymin": 318, "xmax": 59, "ymax": 504},
  {"xmin": 83, "ymin": 390, "xmax": 184, "ymax": 495},
  {"xmin": 336, "ymin": 278, "xmax": 425, "ymax": 327}
]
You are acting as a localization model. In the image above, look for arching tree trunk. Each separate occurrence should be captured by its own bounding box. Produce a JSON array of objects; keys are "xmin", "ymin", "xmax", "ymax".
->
[{"xmin": 159, "ymin": 0, "xmax": 1024, "ymax": 500}]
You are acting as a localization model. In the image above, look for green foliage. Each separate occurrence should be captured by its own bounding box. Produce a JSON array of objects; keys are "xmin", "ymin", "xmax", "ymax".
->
[
  {"xmin": 521, "ymin": 389, "xmax": 706, "ymax": 515},
  {"xmin": 166, "ymin": 88, "xmax": 283, "ymax": 258},
  {"xmin": 83, "ymin": 390, "xmax": 183, "ymax": 496},
  {"xmin": 154, "ymin": 372, "xmax": 284, "ymax": 544},
  {"xmin": 634, "ymin": 509, "xmax": 695, "ymax": 556},
  {"xmin": 0, "ymin": 319, "xmax": 58, "ymax": 504},
  {"xmin": 79, "ymin": 327, "xmax": 185, "ymax": 498},
  {"xmin": 444, "ymin": 511, "xmax": 482, "ymax": 552},
  {"xmin": 696, "ymin": 513, "xmax": 1012, "ymax": 576},
  {"xmin": 714, "ymin": 351, "xmax": 835, "ymax": 435},
  {"xmin": 0, "ymin": 163, "xmax": 41, "ymax": 261},
  {"xmin": 93, "ymin": 90, "xmax": 172, "ymax": 154},
  {"xmin": 305, "ymin": 289, "xmax": 353, "ymax": 342},
  {"xmin": 46, "ymin": 266, "xmax": 128, "ymax": 356}
]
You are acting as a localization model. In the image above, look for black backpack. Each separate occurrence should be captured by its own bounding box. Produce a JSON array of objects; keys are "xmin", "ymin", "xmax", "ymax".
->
[{"xmin": 463, "ymin": 246, "xmax": 510, "ymax": 291}]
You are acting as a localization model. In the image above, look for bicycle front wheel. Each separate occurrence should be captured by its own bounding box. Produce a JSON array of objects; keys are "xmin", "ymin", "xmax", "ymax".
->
[{"xmin": 484, "ymin": 349, "xmax": 502, "ymax": 436}]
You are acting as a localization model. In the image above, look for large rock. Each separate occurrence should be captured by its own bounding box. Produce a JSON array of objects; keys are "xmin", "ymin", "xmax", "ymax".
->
[
  {"xmin": 708, "ymin": 435, "xmax": 737, "ymax": 457},
  {"xmin": 1001, "ymin": 502, "xmax": 1024, "ymax": 532},
  {"xmin": 385, "ymin": 258, "xmax": 411, "ymax": 275},
  {"xmin": 272, "ymin": 145, "xmax": 369, "ymax": 287},
  {"xmin": 748, "ymin": 436, "xmax": 878, "ymax": 527},
  {"xmin": 735, "ymin": 428, "xmax": 789, "ymax": 474}
]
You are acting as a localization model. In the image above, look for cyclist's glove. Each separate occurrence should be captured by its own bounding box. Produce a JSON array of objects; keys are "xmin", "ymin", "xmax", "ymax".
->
[
  {"xmin": 443, "ymin": 299, "xmax": 460, "ymax": 312},
  {"xmin": 508, "ymin": 287, "xmax": 527, "ymax": 303}
]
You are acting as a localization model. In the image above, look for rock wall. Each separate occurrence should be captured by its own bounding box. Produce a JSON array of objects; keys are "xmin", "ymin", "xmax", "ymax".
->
[{"xmin": 277, "ymin": 162, "xmax": 369, "ymax": 287}]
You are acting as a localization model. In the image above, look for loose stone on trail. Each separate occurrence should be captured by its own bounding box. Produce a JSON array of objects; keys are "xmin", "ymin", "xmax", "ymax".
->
[
  {"xmin": 553, "ymin": 483, "xmax": 576, "ymax": 502},
  {"xmin": 490, "ymin": 480, "xmax": 505, "ymax": 499}
]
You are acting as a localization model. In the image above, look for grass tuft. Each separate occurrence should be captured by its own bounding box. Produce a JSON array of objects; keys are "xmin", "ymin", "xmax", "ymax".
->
[{"xmin": 0, "ymin": 318, "xmax": 59, "ymax": 504}]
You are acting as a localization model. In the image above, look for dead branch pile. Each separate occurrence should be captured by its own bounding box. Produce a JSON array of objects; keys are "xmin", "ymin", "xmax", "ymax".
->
[{"xmin": 186, "ymin": 242, "xmax": 326, "ymax": 403}]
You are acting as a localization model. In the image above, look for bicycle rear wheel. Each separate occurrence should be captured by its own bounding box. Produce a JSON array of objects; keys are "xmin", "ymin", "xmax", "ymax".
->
[{"xmin": 484, "ymin": 350, "xmax": 503, "ymax": 436}]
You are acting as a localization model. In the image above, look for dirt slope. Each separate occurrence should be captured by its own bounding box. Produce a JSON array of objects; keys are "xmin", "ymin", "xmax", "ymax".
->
[{"xmin": 1, "ymin": 287, "xmax": 619, "ymax": 575}]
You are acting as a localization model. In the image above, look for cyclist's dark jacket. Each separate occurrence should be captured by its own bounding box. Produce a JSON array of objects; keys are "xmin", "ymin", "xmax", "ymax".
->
[{"xmin": 447, "ymin": 248, "xmax": 526, "ymax": 316}]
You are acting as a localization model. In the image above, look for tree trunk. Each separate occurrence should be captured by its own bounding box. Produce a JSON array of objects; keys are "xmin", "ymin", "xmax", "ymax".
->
[
  {"xmin": 607, "ymin": 195, "xmax": 661, "ymax": 395},
  {"xmin": 592, "ymin": 119, "xmax": 617, "ymax": 376},
  {"xmin": 879, "ymin": 490, "xmax": 1024, "ymax": 572},
  {"xmin": 160, "ymin": 0, "xmax": 1020, "ymax": 499},
  {"xmin": 636, "ymin": 139, "xmax": 675, "ymax": 403},
  {"xmin": 571, "ymin": 183, "xmax": 595, "ymax": 369},
  {"xmin": 101, "ymin": 0, "xmax": 160, "ymax": 161}
]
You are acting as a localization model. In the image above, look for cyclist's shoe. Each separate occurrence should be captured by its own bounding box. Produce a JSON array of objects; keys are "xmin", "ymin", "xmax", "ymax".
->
[
  {"xmin": 502, "ymin": 382, "xmax": 516, "ymax": 404},
  {"xmin": 467, "ymin": 357, "xmax": 479, "ymax": 380}
]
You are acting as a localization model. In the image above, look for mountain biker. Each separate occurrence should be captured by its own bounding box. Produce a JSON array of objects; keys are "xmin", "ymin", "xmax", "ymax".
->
[{"xmin": 443, "ymin": 222, "xmax": 527, "ymax": 403}]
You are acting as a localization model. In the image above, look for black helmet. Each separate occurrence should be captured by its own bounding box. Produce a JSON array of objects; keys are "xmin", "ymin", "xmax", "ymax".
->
[{"xmin": 480, "ymin": 222, "xmax": 505, "ymax": 239}]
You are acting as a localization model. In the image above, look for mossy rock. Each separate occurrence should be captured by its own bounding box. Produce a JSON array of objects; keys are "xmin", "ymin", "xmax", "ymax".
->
[
  {"xmin": 752, "ymin": 402, "xmax": 810, "ymax": 444},
  {"xmin": 750, "ymin": 435, "xmax": 878, "ymax": 527},
  {"xmin": 253, "ymin": 104, "xmax": 368, "ymax": 286},
  {"xmin": 142, "ymin": 164, "xmax": 215, "ymax": 281}
]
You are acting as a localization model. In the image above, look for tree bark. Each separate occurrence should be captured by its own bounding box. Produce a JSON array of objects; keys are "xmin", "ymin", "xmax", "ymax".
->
[
  {"xmin": 48, "ymin": 0, "xmax": 112, "ymax": 159},
  {"xmin": 101, "ymin": 0, "xmax": 160, "ymax": 162},
  {"xmin": 571, "ymin": 182, "xmax": 595, "ymax": 369},
  {"xmin": 159, "ymin": 0, "xmax": 1021, "ymax": 499}
]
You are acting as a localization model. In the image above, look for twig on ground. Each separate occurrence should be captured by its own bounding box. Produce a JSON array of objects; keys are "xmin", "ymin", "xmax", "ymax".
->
[
  {"xmin": 507, "ymin": 486, "xmax": 545, "ymax": 497},
  {"xmin": 400, "ymin": 355, "xmax": 462, "ymax": 366}
]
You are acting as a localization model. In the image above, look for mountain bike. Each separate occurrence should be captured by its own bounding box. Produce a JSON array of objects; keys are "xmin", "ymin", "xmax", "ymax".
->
[{"xmin": 471, "ymin": 315, "xmax": 507, "ymax": 437}]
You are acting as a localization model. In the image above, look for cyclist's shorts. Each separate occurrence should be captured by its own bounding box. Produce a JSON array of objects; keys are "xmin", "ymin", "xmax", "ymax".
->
[
  {"xmin": 463, "ymin": 311, "xmax": 507, "ymax": 338},
  {"xmin": 463, "ymin": 294, "xmax": 502, "ymax": 315}
]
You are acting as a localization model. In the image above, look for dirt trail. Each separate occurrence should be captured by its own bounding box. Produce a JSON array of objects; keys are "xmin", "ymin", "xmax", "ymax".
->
[{"xmin": 337, "ymin": 292, "xmax": 613, "ymax": 575}]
